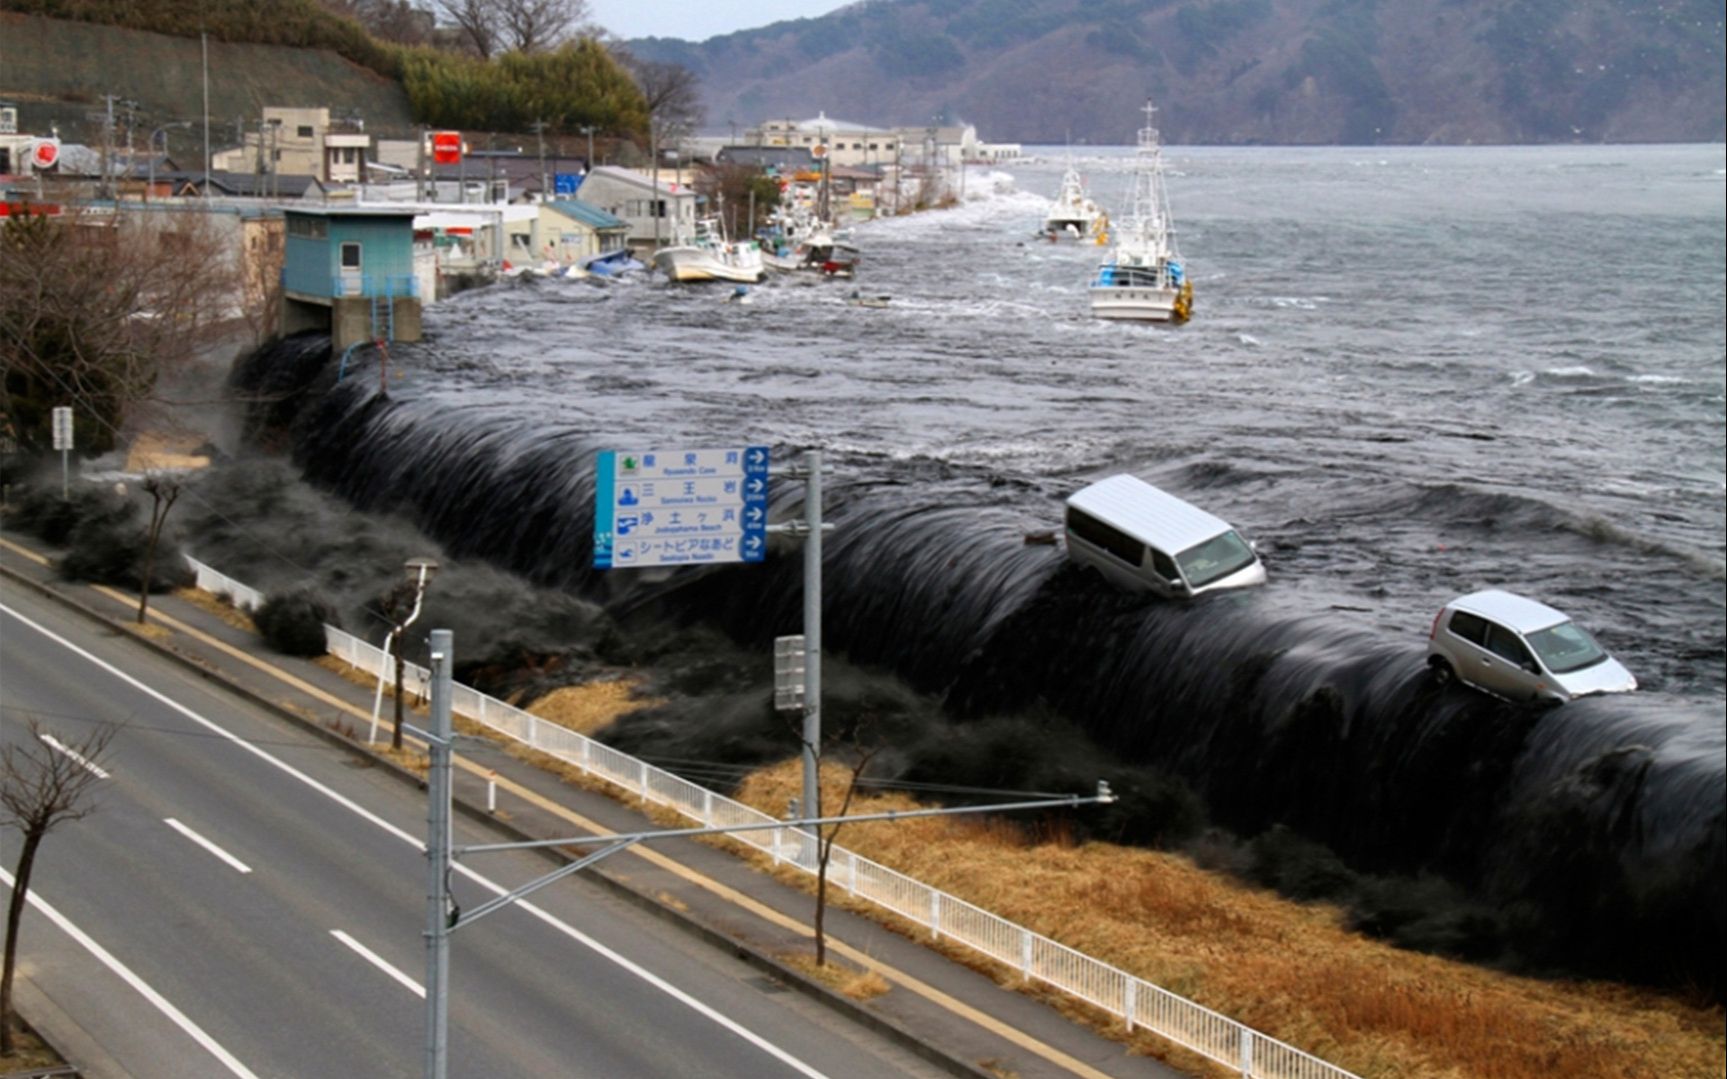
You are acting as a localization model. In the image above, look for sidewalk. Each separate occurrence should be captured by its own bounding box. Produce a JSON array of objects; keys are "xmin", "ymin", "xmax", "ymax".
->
[{"xmin": 0, "ymin": 531, "xmax": 1188, "ymax": 1079}]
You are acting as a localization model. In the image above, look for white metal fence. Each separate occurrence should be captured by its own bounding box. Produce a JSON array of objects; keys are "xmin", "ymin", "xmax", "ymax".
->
[{"xmin": 184, "ymin": 556, "xmax": 1359, "ymax": 1079}]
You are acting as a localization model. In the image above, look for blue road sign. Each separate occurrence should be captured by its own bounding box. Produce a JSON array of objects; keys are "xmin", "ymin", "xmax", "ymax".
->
[{"xmin": 594, "ymin": 447, "xmax": 769, "ymax": 569}]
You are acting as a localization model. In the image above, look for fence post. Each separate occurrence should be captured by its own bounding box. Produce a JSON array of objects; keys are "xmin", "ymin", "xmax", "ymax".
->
[
  {"xmin": 638, "ymin": 760, "xmax": 649, "ymax": 801},
  {"xmin": 930, "ymin": 891, "xmax": 942, "ymax": 940},
  {"xmin": 847, "ymin": 851, "xmax": 857, "ymax": 896},
  {"xmin": 1240, "ymin": 1029, "xmax": 1254, "ymax": 1077},
  {"xmin": 1020, "ymin": 929, "xmax": 1033, "ymax": 980},
  {"xmin": 1125, "ymin": 978, "xmax": 1137, "ymax": 1032},
  {"xmin": 702, "ymin": 788, "xmax": 713, "ymax": 826}
]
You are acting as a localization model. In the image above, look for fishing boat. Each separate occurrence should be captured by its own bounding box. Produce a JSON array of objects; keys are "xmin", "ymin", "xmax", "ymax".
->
[
  {"xmin": 652, "ymin": 218, "xmax": 766, "ymax": 284},
  {"xmin": 761, "ymin": 208, "xmax": 861, "ymax": 278},
  {"xmin": 1088, "ymin": 101, "xmax": 1193, "ymax": 323},
  {"xmin": 1041, "ymin": 159, "xmax": 1105, "ymax": 240}
]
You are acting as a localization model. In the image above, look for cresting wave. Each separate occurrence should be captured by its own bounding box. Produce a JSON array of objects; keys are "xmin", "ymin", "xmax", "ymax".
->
[{"xmin": 226, "ymin": 339, "xmax": 1724, "ymax": 993}]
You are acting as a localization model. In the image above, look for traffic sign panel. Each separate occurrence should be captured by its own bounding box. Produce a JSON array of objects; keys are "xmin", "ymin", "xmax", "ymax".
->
[{"xmin": 594, "ymin": 446, "xmax": 768, "ymax": 569}]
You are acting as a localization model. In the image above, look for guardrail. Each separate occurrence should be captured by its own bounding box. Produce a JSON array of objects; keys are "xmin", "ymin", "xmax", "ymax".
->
[{"xmin": 185, "ymin": 555, "xmax": 1358, "ymax": 1079}]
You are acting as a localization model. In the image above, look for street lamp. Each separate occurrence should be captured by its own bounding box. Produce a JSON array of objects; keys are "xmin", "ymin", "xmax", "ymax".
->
[
  {"xmin": 146, "ymin": 121, "xmax": 192, "ymax": 203},
  {"xmin": 370, "ymin": 557, "xmax": 439, "ymax": 750},
  {"xmin": 578, "ymin": 124, "xmax": 596, "ymax": 172}
]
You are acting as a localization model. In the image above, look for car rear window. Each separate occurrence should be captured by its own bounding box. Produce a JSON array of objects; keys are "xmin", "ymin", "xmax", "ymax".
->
[{"xmin": 1447, "ymin": 610, "xmax": 1489, "ymax": 645}]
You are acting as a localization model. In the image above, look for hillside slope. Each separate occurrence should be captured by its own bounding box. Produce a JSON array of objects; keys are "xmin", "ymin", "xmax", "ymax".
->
[
  {"xmin": 0, "ymin": 12, "xmax": 415, "ymax": 155},
  {"xmin": 629, "ymin": 0, "xmax": 1726, "ymax": 145}
]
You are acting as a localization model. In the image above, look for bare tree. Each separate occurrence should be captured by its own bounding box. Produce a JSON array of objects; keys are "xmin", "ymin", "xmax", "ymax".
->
[
  {"xmin": 811, "ymin": 744, "xmax": 881, "ymax": 968},
  {"xmin": 497, "ymin": 0, "xmax": 588, "ymax": 52},
  {"xmin": 436, "ymin": 0, "xmax": 498, "ymax": 57},
  {"xmin": 629, "ymin": 57, "xmax": 704, "ymax": 147},
  {"xmin": 435, "ymin": 0, "xmax": 587, "ymax": 56},
  {"xmin": 135, "ymin": 474, "xmax": 182, "ymax": 625},
  {"xmin": 1, "ymin": 718, "xmax": 118, "ymax": 1055},
  {"xmin": 1, "ymin": 206, "xmax": 233, "ymax": 457}
]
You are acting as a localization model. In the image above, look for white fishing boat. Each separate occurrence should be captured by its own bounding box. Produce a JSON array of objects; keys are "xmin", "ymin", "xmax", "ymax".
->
[
  {"xmin": 652, "ymin": 218, "xmax": 766, "ymax": 283},
  {"xmin": 1088, "ymin": 101, "xmax": 1193, "ymax": 323},
  {"xmin": 761, "ymin": 208, "xmax": 860, "ymax": 277},
  {"xmin": 1041, "ymin": 159, "xmax": 1105, "ymax": 240}
]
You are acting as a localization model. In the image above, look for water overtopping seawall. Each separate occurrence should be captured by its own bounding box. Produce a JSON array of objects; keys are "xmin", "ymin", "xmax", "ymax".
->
[{"xmin": 229, "ymin": 337, "xmax": 1725, "ymax": 993}]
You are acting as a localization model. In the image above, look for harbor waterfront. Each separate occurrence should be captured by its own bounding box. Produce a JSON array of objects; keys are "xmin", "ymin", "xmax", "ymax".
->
[{"xmin": 217, "ymin": 143, "xmax": 1725, "ymax": 992}]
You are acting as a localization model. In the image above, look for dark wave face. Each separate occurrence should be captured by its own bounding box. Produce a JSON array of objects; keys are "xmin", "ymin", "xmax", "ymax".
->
[{"xmin": 220, "ymin": 145, "xmax": 1724, "ymax": 992}]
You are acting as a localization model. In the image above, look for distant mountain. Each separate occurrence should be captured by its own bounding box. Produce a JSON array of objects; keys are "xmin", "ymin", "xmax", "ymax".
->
[{"xmin": 626, "ymin": 0, "xmax": 1725, "ymax": 145}]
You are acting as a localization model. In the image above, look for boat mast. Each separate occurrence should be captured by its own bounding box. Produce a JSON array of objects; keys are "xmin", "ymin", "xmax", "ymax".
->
[{"xmin": 1131, "ymin": 99, "xmax": 1174, "ymax": 259}]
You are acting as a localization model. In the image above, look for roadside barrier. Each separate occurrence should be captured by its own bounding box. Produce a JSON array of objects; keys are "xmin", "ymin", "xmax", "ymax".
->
[{"xmin": 184, "ymin": 555, "xmax": 1359, "ymax": 1079}]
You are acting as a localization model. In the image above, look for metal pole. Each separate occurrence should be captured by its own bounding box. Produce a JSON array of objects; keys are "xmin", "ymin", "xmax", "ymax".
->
[
  {"xmin": 801, "ymin": 449, "xmax": 822, "ymax": 835},
  {"xmin": 202, "ymin": 32, "xmax": 211, "ymax": 199},
  {"xmin": 424, "ymin": 628, "xmax": 453, "ymax": 1079}
]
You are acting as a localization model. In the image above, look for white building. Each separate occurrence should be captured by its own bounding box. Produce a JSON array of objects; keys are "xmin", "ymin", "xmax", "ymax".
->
[
  {"xmin": 747, "ymin": 113, "xmax": 903, "ymax": 172},
  {"xmin": 573, "ymin": 165, "xmax": 701, "ymax": 249}
]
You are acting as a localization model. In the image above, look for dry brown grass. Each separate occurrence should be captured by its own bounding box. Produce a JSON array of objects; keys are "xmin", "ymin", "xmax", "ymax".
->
[
  {"xmin": 125, "ymin": 620, "xmax": 171, "ymax": 641},
  {"xmin": 519, "ymin": 679, "xmax": 659, "ymax": 735},
  {"xmin": 194, "ymin": 598, "xmax": 1724, "ymax": 1078},
  {"xmin": 780, "ymin": 952, "xmax": 893, "ymax": 1002},
  {"xmin": 173, "ymin": 586, "xmax": 256, "ymax": 631},
  {"xmin": 729, "ymin": 762, "xmax": 1725, "ymax": 1079}
]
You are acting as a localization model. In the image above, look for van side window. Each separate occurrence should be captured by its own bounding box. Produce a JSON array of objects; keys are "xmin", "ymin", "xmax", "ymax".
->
[
  {"xmin": 1486, "ymin": 624, "xmax": 1535, "ymax": 668},
  {"xmin": 1448, "ymin": 611, "xmax": 1489, "ymax": 645},
  {"xmin": 1150, "ymin": 549, "xmax": 1178, "ymax": 580},
  {"xmin": 1066, "ymin": 507, "xmax": 1145, "ymax": 567}
]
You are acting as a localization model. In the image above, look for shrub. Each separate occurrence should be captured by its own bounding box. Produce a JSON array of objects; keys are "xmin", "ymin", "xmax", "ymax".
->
[{"xmin": 253, "ymin": 589, "xmax": 338, "ymax": 656}]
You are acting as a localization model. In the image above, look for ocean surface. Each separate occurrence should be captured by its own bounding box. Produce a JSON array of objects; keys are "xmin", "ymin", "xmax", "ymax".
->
[
  {"xmin": 410, "ymin": 142, "xmax": 1724, "ymax": 694},
  {"xmin": 217, "ymin": 143, "xmax": 1725, "ymax": 988}
]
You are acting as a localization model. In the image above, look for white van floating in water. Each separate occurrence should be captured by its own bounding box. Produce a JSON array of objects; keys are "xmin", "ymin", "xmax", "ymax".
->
[{"xmin": 1064, "ymin": 474, "xmax": 1266, "ymax": 598}]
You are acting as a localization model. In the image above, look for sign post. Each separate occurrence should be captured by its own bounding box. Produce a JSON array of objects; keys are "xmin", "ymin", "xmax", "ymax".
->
[
  {"xmin": 593, "ymin": 446, "xmax": 769, "ymax": 569},
  {"xmin": 50, "ymin": 406, "xmax": 72, "ymax": 498}
]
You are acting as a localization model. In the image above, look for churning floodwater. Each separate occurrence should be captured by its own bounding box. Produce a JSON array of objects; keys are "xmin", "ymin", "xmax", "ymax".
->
[{"xmin": 221, "ymin": 143, "xmax": 1725, "ymax": 991}]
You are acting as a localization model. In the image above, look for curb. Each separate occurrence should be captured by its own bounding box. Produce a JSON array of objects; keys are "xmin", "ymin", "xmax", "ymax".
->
[{"xmin": 0, "ymin": 559, "xmax": 995, "ymax": 1079}]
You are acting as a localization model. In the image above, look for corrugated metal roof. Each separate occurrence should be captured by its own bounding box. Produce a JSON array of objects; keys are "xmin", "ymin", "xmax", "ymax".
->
[
  {"xmin": 1066, "ymin": 474, "xmax": 1238, "ymax": 553},
  {"xmin": 547, "ymin": 198, "xmax": 626, "ymax": 230}
]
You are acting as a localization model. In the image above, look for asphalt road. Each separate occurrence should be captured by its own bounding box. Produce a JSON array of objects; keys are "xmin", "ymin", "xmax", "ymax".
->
[{"xmin": 0, "ymin": 582, "xmax": 948, "ymax": 1078}]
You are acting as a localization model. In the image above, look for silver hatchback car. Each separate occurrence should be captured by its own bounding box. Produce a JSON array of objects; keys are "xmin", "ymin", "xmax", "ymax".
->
[{"xmin": 1427, "ymin": 589, "xmax": 1637, "ymax": 703}]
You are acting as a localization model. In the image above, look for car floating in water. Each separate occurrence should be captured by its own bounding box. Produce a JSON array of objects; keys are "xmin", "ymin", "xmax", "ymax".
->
[
  {"xmin": 1064, "ymin": 474, "xmax": 1265, "ymax": 598},
  {"xmin": 1427, "ymin": 589, "xmax": 1636, "ymax": 703}
]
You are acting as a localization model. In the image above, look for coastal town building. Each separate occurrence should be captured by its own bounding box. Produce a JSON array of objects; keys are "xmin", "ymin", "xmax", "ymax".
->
[
  {"xmin": 210, "ymin": 107, "xmax": 372, "ymax": 184},
  {"xmin": 748, "ymin": 114, "xmax": 903, "ymax": 171},
  {"xmin": 575, "ymin": 164, "xmax": 700, "ymax": 250}
]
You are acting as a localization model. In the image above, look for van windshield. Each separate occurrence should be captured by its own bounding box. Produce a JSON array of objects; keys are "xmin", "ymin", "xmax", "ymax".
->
[
  {"xmin": 1176, "ymin": 531, "xmax": 1258, "ymax": 588},
  {"xmin": 1525, "ymin": 621, "xmax": 1609, "ymax": 674}
]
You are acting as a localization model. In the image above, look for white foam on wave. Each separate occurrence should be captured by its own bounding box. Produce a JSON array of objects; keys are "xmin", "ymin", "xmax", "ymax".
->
[
  {"xmin": 1545, "ymin": 365, "xmax": 1597, "ymax": 377},
  {"xmin": 1237, "ymin": 333, "xmax": 1262, "ymax": 347},
  {"xmin": 1510, "ymin": 370, "xmax": 1536, "ymax": 386},
  {"xmin": 1627, "ymin": 374, "xmax": 1689, "ymax": 385}
]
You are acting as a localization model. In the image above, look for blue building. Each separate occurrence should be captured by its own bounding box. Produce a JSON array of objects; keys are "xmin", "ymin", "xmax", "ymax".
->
[{"xmin": 281, "ymin": 206, "xmax": 423, "ymax": 352}]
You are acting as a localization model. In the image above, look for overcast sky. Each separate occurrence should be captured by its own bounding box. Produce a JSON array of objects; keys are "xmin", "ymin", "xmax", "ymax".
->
[{"xmin": 587, "ymin": 0, "xmax": 855, "ymax": 42}]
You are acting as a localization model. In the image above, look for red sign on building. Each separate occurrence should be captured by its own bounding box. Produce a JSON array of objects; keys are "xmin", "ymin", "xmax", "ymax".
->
[{"xmin": 431, "ymin": 131, "xmax": 463, "ymax": 165}]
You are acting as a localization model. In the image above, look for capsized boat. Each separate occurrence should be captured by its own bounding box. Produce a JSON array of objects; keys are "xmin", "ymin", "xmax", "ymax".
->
[
  {"xmin": 652, "ymin": 218, "xmax": 766, "ymax": 283},
  {"xmin": 1088, "ymin": 101, "xmax": 1193, "ymax": 323},
  {"xmin": 1041, "ymin": 159, "xmax": 1105, "ymax": 240}
]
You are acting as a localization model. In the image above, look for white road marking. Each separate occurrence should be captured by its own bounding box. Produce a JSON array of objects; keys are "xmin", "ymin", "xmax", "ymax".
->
[
  {"xmin": 3, "ymin": 602, "xmax": 834, "ymax": 1079},
  {"xmin": 164, "ymin": 818, "xmax": 253, "ymax": 874},
  {"xmin": 330, "ymin": 930, "xmax": 423, "ymax": 998},
  {"xmin": 0, "ymin": 865, "xmax": 262, "ymax": 1079},
  {"xmin": 38, "ymin": 732, "xmax": 110, "ymax": 779}
]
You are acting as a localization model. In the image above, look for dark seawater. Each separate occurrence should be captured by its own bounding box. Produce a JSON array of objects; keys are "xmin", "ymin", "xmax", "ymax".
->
[{"xmin": 219, "ymin": 144, "xmax": 1725, "ymax": 991}]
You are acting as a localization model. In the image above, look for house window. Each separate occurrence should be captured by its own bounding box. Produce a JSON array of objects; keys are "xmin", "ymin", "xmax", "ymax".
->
[
  {"xmin": 297, "ymin": 125, "xmax": 314, "ymax": 138},
  {"xmin": 340, "ymin": 242, "xmax": 362, "ymax": 270}
]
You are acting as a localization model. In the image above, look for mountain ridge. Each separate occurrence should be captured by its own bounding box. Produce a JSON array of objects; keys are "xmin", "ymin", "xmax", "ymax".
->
[{"xmin": 627, "ymin": 0, "xmax": 1726, "ymax": 145}]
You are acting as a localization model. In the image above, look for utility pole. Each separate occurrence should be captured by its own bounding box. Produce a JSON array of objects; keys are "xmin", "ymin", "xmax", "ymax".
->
[
  {"xmin": 531, "ymin": 119, "xmax": 549, "ymax": 202},
  {"xmin": 422, "ymin": 629, "xmax": 453, "ymax": 1079},
  {"xmin": 201, "ymin": 31, "xmax": 211, "ymax": 198}
]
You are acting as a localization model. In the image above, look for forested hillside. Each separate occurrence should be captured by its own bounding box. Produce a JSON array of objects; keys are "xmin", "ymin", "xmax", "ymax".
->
[
  {"xmin": 627, "ymin": 0, "xmax": 1726, "ymax": 144},
  {"xmin": 0, "ymin": 0, "xmax": 648, "ymax": 148}
]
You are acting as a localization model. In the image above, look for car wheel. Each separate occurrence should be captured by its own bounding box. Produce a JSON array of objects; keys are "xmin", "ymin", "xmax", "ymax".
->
[{"xmin": 1428, "ymin": 657, "xmax": 1455, "ymax": 686}]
